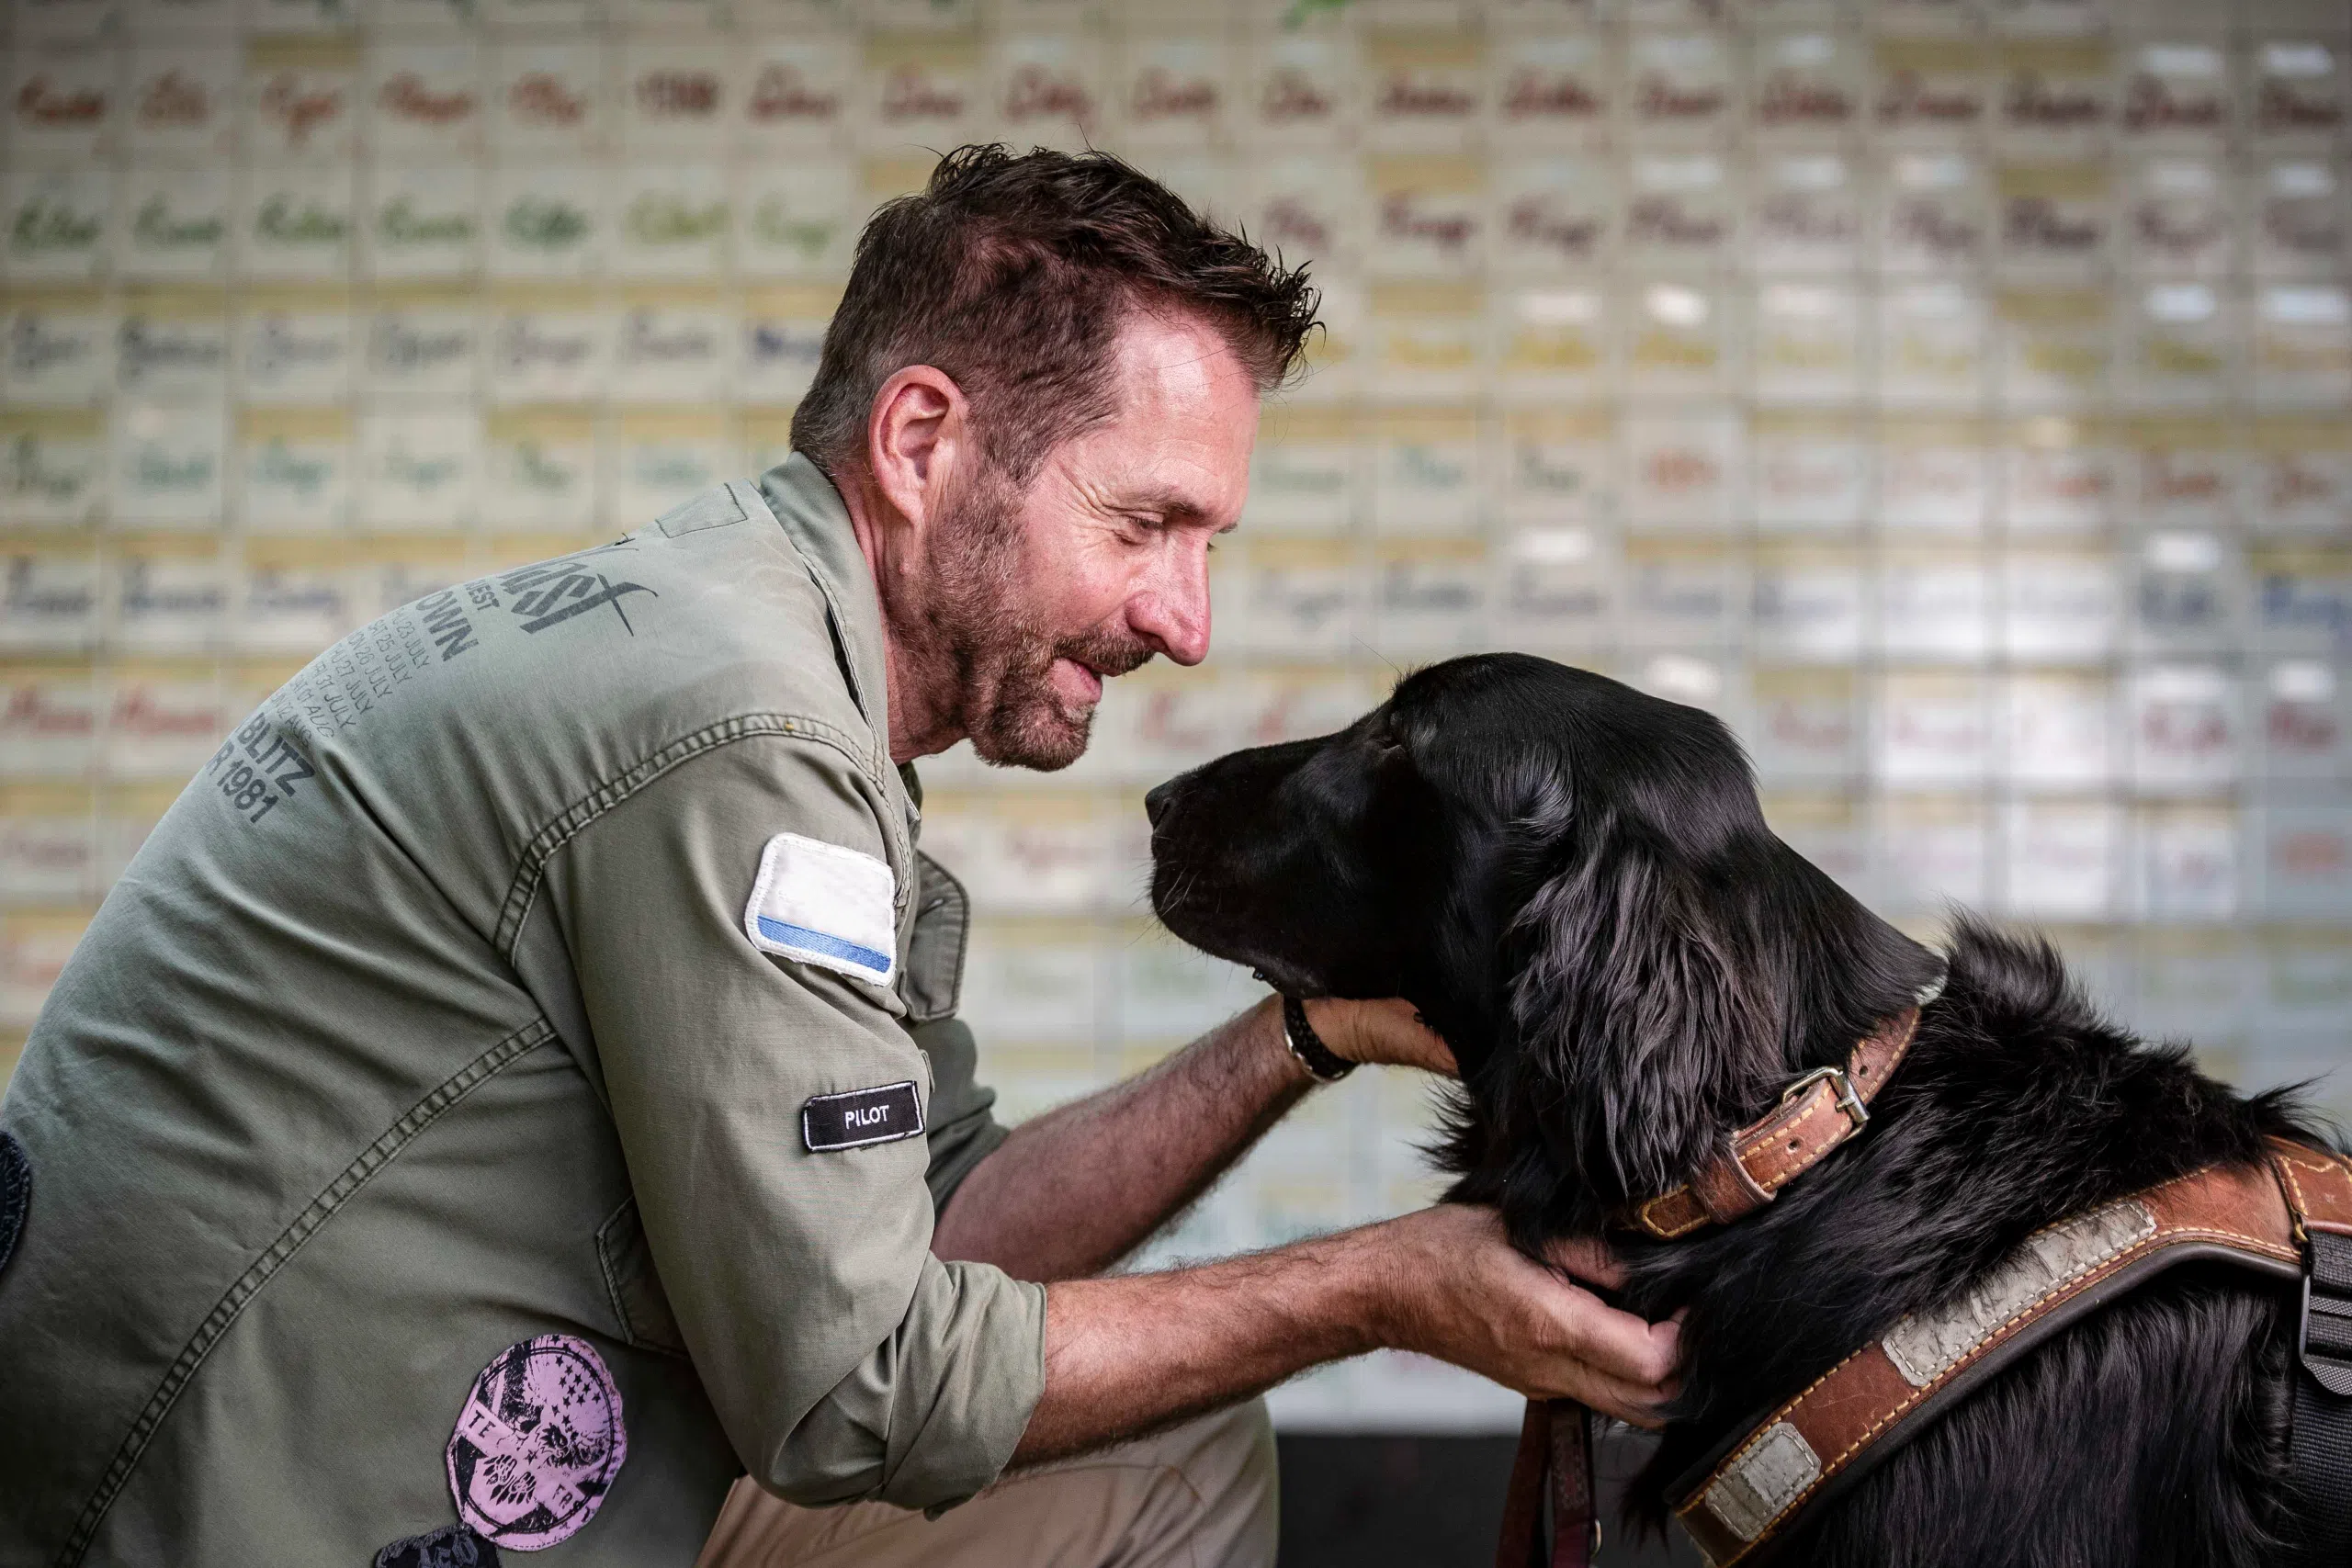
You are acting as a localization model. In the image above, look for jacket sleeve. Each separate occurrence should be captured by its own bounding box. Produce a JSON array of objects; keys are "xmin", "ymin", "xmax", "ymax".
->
[{"xmin": 547, "ymin": 729, "xmax": 1045, "ymax": 1510}]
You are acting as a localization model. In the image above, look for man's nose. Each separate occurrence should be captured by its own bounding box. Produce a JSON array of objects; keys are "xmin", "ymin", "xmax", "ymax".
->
[
  {"xmin": 1132, "ymin": 548, "xmax": 1213, "ymax": 667},
  {"xmin": 1144, "ymin": 781, "xmax": 1176, "ymax": 828}
]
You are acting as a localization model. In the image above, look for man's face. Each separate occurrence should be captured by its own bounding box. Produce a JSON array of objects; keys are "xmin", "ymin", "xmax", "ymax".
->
[{"xmin": 929, "ymin": 310, "xmax": 1260, "ymax": 771}]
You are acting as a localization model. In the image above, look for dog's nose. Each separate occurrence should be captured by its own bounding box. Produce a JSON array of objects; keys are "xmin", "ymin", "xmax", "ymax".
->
[{"xmin": 1144, "ymin": 781, "xmax": 1176, "ymax": 829}]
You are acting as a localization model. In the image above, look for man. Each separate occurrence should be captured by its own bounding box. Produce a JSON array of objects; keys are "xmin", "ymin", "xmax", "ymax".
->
[{"xmin": 0, "ymin": 148, "xmax": 1674, "ymax": 1568}]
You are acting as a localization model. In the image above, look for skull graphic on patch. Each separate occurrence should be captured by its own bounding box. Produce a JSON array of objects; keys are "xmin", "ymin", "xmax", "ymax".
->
[{"xmin": 445, "ymin": 1335, "xmax": 628, "ymax": 1550}]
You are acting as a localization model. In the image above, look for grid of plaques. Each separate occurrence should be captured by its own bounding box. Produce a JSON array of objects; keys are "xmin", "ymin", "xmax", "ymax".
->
[{"xmin": 2, "ymin": 0, "xmax": 2348, "ymax": 1428}]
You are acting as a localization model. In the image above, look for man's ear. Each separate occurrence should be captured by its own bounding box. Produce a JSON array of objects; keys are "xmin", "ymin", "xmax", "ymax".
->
[
  {"xmin": 863, "ymin": 365, "xmax": 972, "ymax": 540},
  {"xmin": 1500, "ymin": 814, "xmax": 1772, "ymax": 1215}
]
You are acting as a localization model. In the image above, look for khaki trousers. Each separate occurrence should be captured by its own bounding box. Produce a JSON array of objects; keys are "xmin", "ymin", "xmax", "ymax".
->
[{"xmin": 695, "ymin": 1399, "xmax": 1279, "ymax": 1568}]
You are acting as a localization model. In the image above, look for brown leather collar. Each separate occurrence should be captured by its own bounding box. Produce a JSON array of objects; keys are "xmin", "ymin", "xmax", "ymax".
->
[
  {"xmin": 1498, "ymin": 981, "xmax": 1943, "ymax": 1565},
  {"xmin": 1625, "ymin": 995, "xmax": 1932, "ymax": 1242}
]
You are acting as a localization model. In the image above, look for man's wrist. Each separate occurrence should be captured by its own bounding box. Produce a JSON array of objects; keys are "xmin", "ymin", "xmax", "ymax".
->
[
  {"xmin": 1252, "ymin": 994, "xmax": 1323, "ymax": 1087},
  {"xmin": 1330, "ymin": 1215, "xmax": 1421, "ymax": 1359},
  {"xmin": 1253, "ymin": 1221, "xmax": 1402, "ymax": 1364}
]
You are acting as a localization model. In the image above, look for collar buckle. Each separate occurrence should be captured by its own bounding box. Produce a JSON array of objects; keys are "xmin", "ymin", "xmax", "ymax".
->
[{"xmin": 1781, "ymin": 1064, "xmax": 1871, "ymax": 1132}]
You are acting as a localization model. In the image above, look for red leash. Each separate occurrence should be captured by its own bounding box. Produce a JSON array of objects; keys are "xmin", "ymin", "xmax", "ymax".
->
[{"xmin": 1494, "ymin": 1399, "xmax": 1600, "ymax": 1568}]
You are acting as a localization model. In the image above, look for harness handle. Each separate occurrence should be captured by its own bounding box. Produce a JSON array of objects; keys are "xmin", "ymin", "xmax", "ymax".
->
[{"xmin": 1495, "ymin": 1399, "xmax": 1600, "ymax": 1568}]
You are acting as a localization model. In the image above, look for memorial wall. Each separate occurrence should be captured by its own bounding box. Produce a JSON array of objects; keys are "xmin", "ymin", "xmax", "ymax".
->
[{"xmin": 1, "ymin": 0, "xmax": 2346, "ymax": 1426}]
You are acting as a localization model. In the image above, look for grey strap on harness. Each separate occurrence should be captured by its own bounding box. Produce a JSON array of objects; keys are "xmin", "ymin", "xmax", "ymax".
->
[{"xmin": 2290, "ymin": 1229, "xmax": 2352, "ymax": 1565}]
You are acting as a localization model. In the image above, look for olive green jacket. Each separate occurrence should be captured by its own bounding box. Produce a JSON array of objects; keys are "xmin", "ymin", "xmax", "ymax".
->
[{"xmin": 0, "ymin": 457, "xmax": 1045, "ymax": 1566}]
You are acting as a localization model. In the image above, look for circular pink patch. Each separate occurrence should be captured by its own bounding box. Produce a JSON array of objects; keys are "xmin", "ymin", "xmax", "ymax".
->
[{"xmin": 445, "ymin": 1335, "xmax": 628, "ymax": 1551}]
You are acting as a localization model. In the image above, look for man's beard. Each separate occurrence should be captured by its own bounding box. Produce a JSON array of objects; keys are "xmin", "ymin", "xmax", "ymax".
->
[{"xmin": 916, "ymin": 461, "xmax": 1158, "ymax": 772}]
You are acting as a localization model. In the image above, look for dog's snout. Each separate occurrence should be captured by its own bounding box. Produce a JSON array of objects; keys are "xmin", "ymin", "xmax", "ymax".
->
[{"xmin": 1144, "ymin": 780, "xmax": 1176, "ymax": 829}]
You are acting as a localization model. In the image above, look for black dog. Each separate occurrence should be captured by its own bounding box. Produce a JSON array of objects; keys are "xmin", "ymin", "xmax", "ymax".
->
[{"xmin": 1145, "ymin": 651, "xmax": 2338, "ymax": 1567}]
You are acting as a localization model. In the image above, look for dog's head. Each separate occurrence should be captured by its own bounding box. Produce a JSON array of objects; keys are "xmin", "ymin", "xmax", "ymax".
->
[{"xmin": 1147, "ymin": 652, "xmax": 1942, "ymax": 1242}]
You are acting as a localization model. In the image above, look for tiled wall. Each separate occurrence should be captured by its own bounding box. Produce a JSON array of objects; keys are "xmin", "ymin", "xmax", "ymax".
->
[{"xmin": 1, "ymin": 0, "xmax": 2346, "ymax": 1427}]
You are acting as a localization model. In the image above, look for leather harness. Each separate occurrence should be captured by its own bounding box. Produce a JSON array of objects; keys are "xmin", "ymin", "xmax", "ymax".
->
[{"xmin": 1494, "ymin": 1001, "xmax": 2352, "ymax": 1568}]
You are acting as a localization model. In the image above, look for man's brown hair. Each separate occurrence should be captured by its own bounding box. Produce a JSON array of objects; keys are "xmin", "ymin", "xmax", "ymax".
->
[{"xmin": 791, "ymin": 144, "xmax": 1319, "ymax": 484}]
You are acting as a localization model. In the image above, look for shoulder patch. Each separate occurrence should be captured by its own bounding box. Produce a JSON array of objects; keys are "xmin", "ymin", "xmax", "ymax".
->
[{"xmin": 745, "ymin": 831, "xmax": 897, "ymax": 985}]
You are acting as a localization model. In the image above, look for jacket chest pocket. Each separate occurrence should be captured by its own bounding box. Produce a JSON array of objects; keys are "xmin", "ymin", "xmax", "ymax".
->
[
  {"xmin": 597, "ymin": 1197, "xmax": 686, "ymax": 1357},
  {"xmin": 897, "ymin": 852, "xmax": 969, "ymax": 1026}
]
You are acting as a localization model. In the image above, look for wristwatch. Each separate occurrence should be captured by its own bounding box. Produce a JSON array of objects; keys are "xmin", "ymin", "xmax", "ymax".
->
[{"xmin": 1280, "ymin": 994, "xmax": 1357, "ymax": 1083}]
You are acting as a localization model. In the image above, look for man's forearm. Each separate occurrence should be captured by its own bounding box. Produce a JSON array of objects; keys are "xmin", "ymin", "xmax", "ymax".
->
[
  {"xmin": 933, "ymin": 996, "xmax": 1308, "ymax": 1280},
  {"xmin": 1010, "ymin": 1205, "xmax": 1685, "ymax": 1464},
  {"xmin": 1011, "ymin": 1224, "xmax": 1382, "ymax": 1463}
]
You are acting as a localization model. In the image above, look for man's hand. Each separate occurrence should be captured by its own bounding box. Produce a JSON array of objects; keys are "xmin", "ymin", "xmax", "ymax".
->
[
  {"xmin": 1371, "ymin": 1204, "xmax": 1678, "ymax": 1426},
  {"xmin": 1306, "ymin": 997, "xmax": 1458, "ymax": 1077}
]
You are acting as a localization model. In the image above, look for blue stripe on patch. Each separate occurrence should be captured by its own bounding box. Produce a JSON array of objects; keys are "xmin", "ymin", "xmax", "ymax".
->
[{"xmin": 757, "ymin": 916, "xmax": 892, "ymax": 976}]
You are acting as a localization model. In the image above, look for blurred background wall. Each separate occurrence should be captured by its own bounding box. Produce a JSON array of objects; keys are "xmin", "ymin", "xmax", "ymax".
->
[{"xmin": 0, "ymin": 0, "xmax": 2346, "ymax": 1440}]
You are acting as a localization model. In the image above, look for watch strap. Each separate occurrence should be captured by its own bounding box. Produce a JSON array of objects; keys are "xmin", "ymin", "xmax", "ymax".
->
[{"xmin": 1281, "ymin": 994, "xmax": 1357, "ymax": 1083}]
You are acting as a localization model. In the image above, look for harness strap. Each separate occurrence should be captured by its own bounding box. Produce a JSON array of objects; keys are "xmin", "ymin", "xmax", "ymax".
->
[
  {"xmin": 1493, "ymin": 1399, "xmax": 1599, "ymax": 1568},
  {"xmin": 2279, "ymin": 1144, "xmax": 2352, "ymax": 1566},
  {"xmin": 1627, "ymin": 1009, "xmax": 1922, "ymax": 1242},
  {"xmin": 1667, "ymin": 1148, "xmax": 2352, "ymax": 1567},
  {"xmin": 2290, "ymin": 1232, "xmax": 2352, "ymax": 1565}
]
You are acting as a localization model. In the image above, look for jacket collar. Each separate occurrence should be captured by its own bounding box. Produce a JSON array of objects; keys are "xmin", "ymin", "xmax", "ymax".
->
[{"xmin": 757, "ymin": 453, "xmax": 894, "ymax": 762}]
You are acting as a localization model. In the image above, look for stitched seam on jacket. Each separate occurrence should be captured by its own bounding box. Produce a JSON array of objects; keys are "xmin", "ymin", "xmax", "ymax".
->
[
  {"xmin": 492, "ymin": 713, "xmax": 899, "ymax": 964},
  {"xmin": 53, "ymin": 1017, "xmax": 558, "ymax": 1568}
]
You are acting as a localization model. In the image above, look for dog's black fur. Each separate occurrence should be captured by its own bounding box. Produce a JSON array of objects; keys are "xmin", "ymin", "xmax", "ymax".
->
[{"xmin": 1145, "ymin": 651, "xmax": 2341, "ymax": 1567}]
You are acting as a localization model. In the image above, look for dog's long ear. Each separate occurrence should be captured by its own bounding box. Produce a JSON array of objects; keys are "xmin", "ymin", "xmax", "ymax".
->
[{"xmin": 1493, "ymin": 808, "xmax": 1784, "ymax": 1225}]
